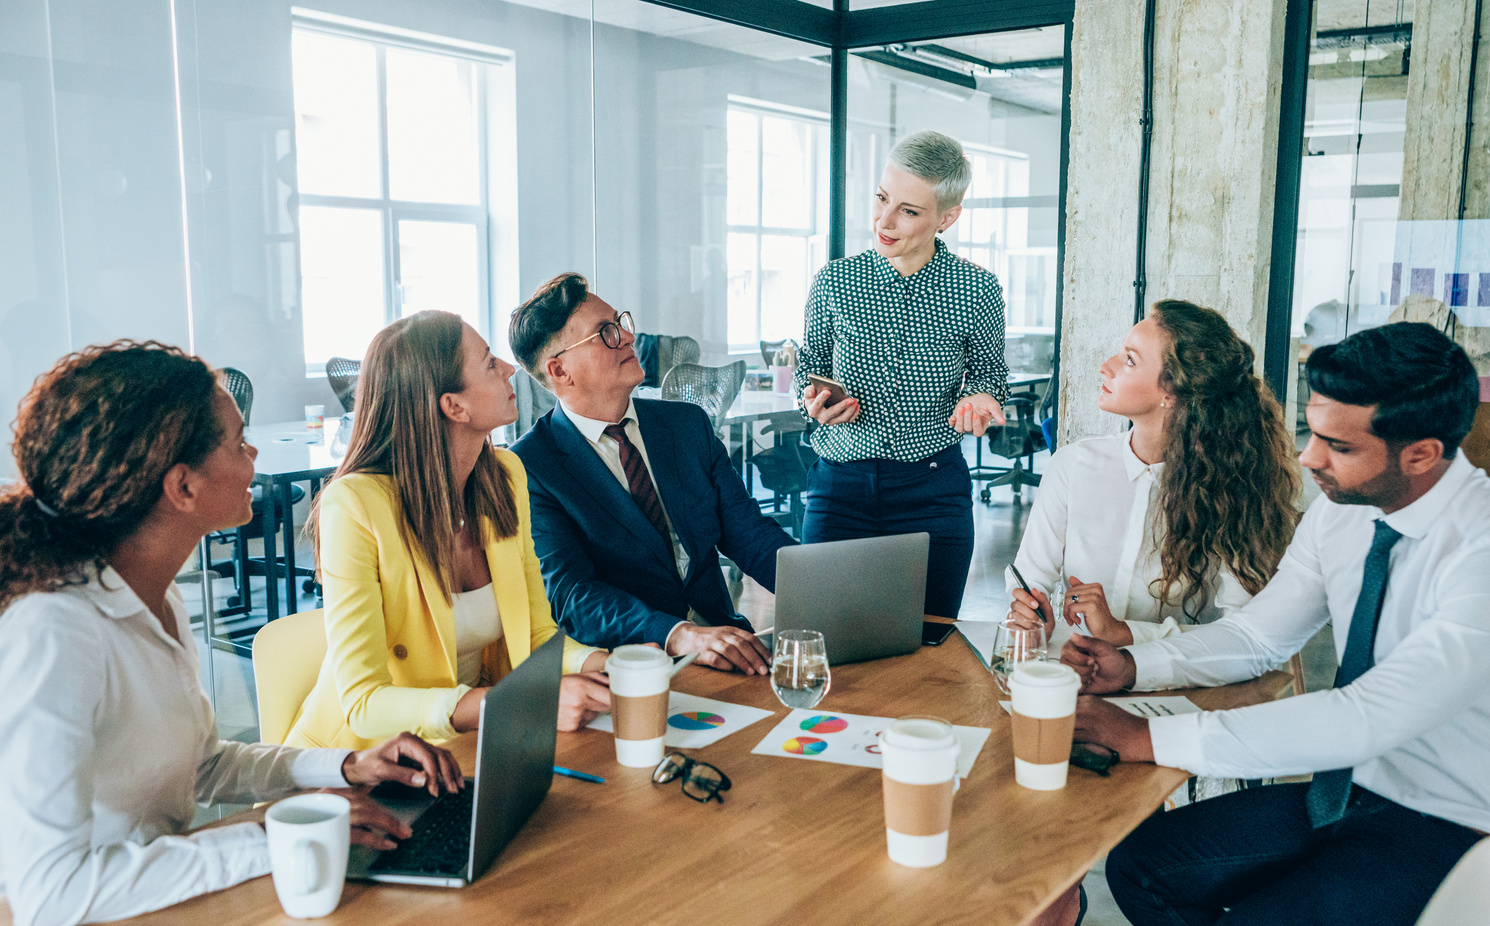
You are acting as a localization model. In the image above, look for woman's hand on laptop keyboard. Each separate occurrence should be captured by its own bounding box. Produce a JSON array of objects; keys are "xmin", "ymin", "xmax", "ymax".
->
[{"xmin": 341, "ymin": 731, "xmax": 463, "ymax": 797}]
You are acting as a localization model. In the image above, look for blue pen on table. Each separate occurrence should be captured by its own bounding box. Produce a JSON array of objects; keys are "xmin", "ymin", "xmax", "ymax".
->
[{"xmin": 553, "ymin": 766, "xmax": 606, "ymax": 784}]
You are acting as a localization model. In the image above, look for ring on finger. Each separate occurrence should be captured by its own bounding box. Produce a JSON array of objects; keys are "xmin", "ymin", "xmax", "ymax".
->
[{"xmin": 1070, "ymin": 594, "xmax": 1080, "ymax": 602}]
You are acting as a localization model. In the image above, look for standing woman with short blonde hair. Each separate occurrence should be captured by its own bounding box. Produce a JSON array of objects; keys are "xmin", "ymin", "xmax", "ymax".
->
[
  {"xmin": 796, "ymin": 129, "xmax": 1009, "ymax": 618},
  {"xmin": 287, "ymin": 310, "xmax": 610, "ymax": 750}
]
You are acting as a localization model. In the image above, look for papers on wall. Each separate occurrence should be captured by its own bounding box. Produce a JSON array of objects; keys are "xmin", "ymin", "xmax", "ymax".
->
[
  {"xmin": 750, "ymin": 708, "xmax": 990, "ymax": 777},
  {"xmin": 586, "ymin": 691, "xmax": 776, "ymax": 749},
  {"xmin": 997, "ymin": 695, "xmax": 1201, "ymax": 718}
]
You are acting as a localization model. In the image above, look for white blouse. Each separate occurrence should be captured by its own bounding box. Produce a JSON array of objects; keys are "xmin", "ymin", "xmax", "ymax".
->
[
  {"xmin": 0, "ymin": 567, "xmax": 351, "ymax": 926},
  {"xmin": 1009, "ymin": 433, "xmax": 1253, "ymax": 646},
  {"xmin": 452, "ymin": 582, "xmax": 504, "ymax": 687}
]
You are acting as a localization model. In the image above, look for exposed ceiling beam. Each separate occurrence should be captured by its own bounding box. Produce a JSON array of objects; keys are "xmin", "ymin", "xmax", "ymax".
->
[
  {"xmin": 636, "ymin": 0, "xmax": 838, "ymax": 47},
  {"xmin": 840, "ymin": 0, "xmax": 1073, "ymax": 49}
]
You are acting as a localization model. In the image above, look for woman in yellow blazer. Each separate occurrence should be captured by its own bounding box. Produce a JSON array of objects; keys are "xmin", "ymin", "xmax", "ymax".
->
[{"xmin": 287, "ymin": 311, "xmax": 610, "ymax": 751}]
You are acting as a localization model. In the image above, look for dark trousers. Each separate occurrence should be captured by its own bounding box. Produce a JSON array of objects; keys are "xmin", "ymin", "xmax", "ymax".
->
[
  {"xmin": 1107, "ymin": 783, "xmax": 1482, "ymax": 926},
  {"xmin": 801, "ymin": 443, "xmax": 975, "ymax": 618}
]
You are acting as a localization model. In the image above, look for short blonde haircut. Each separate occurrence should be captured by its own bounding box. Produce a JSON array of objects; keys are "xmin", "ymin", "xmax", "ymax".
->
[{"xmin": 888, "ymin": 130, "xmax": 971, "ymax": 213}]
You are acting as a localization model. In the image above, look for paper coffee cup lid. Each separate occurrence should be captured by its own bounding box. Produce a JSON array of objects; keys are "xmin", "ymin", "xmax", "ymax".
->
[
  {"xmin": 882, "ymin": 716, "xmax": 956, "ymax": 751},
  {"xmin": 607, "ymin": 644, "xmax": 670, "ymax": 670},
  {"xmin": 1011, "ymin": 662, "xmax": 1079, "ymax": 687}
]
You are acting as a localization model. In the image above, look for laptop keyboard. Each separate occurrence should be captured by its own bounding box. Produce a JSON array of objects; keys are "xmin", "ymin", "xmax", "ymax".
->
[{"xmin": 369, "ymin": 786, "xmax": 474, "ymax": 876}]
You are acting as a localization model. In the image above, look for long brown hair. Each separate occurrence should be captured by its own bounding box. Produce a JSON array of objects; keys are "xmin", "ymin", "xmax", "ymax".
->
[
  {"xmin": 309, "ymin": 310, "xmax": 518, "ymax": 601},
  {"xmin": 1150, "ymin": 300, "xmax": 1301, "ymax": 614},
  {"xmin": 0, "ymin": 342, "xmax": 224, "ymax": 613}
]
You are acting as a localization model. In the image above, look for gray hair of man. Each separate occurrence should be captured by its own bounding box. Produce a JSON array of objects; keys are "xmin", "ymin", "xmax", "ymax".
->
[{"xmin": 887, "ymin": 130, "xmax": 972, "ymax": 213}]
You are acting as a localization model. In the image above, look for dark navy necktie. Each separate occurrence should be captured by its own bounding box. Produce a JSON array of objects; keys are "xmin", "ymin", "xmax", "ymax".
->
[
  {"xmin": 1305, "ymin": 519, "xmax": 1403, "ymax": 828},
  {"xmin": 602, "ymin": 421, "xmax": 671, "ymax": 544}
]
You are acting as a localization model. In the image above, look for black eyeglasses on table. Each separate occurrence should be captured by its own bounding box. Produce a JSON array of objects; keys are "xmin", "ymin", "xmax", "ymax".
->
[
  {"xmin": 652, "ymin": 752, "xmax": 731, "ymax": 803},
  {"xmin": 551, "ymin": 311, "xmax": 635, "ymax": 359},
  {"xmin": 1071, "ymin": 741, "xmax": 1120, "ymax": 777}
]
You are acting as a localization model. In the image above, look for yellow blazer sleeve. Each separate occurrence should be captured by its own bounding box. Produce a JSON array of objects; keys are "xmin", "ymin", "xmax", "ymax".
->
[
  {"xmin": 503, "ymin": 451, "xmax": 603, "ymax": 675},
  {"xmin": 320, "ymin": 478, "xmax": 465, "ymax": 743}
]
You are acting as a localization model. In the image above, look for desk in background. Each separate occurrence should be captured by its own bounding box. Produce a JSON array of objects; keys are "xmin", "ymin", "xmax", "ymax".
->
[{"xmin": 56, "ymin": 635, "xmax": 1293, "ymax": 926}]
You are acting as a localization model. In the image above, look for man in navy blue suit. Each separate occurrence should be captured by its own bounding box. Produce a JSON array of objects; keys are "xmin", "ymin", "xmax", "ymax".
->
[{"xmin": 509, "ymin": 273, "xmax": 795, "ymax": 674}]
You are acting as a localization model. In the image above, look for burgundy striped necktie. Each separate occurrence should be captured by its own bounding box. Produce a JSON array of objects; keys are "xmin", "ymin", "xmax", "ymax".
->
[{"xmin": 602, "ymin": 422, "xmax": 671, "ymax": 543}]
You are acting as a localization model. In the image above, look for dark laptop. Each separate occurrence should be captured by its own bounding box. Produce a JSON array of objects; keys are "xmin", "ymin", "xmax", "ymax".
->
[
  {"xmin": 345, "ymin": 631, "xmax": 564, "ymax": 887},
  {"xmin": 768, "ymin": 533, "xmax": 929, "ymax": 665}
]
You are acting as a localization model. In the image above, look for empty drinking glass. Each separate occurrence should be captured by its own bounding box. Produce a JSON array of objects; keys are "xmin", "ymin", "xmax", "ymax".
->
[{"xmin": 771, "ymin": 629, "xmax": 830, "ymax": 709}]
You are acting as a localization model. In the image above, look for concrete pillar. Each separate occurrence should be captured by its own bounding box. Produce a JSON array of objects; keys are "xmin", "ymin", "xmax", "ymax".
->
[
  {"xmin": 1393, "ymin": 0, "xmax": 1490, "ymax": 370},
  {"xmin": 1060, "ymin": 0, "xmax": 1288, "ymax": 444}
]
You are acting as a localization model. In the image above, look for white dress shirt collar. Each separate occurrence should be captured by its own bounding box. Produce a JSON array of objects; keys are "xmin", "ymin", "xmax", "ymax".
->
[
  {"xmin": 75, "ymin": 564, "xmax": 154, "ymax": 620},
  {"xmin": 560, "ymin": 397, "xmax": 640, "ymax": 443},
  {"xmin": 1375, "ymin": 452, "xmax": 1475, "ymax": 541},
  {"xmin": 1121, "ymin": 428, "xmax": 1164, "ymax": 482}
]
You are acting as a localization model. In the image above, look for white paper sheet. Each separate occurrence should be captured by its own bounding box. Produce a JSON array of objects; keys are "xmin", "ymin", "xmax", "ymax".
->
[
  {"xmin": 586, "ymin": 691, "xmax": 777, "ymax": 749},
  {"xmin": 749, "ymin": 709, "xmax": 990, "ymax": 777},
  {"xmin": 997, "ymin": 695, "xmax": 1200, "ymax": 718},
  {"xmin": 956, "ymin": 622, "xmax": 1003, "ymax": 669}
]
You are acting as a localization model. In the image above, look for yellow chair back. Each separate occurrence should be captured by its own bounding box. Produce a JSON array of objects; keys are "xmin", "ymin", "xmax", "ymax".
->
[{"xmin": 252, "ymin": 608, "xmax": 328, "ymax": 745}]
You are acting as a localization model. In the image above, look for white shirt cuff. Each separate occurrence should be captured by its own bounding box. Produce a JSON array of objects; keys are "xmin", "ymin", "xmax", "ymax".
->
[
  {"xmin": 1127, "ymin": 642, "xmax": 1174, "ymax": 691},
  {"xmin": 190, "ymin": 820, "xmax": 274, "ymax": 886},
  {"xmin": 286, "ymin": 747, "xmax": 355, "ymax": 788},
  {"xmin": 1148, "ymin": 713, "xmax": 1205, "ymax": 773},
  {"xmin": 1125, "ymin": 617, "xmax": 1182, "ymax": 646},
  {"xmin": 663, "ymin": 621, "xmax": 690, "ymax": 653}
]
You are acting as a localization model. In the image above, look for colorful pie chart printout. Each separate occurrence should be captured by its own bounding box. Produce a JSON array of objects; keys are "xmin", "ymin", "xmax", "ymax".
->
[
  {"xmin": 587, "ymin": 692, "xmax": 774, "ymax": 749},
  {"xmin": 782, "ymin": 737, "xmax": 828, "ymax": 756},
  {"xmin": 753, "ymin": 709, "xmax": 992, "ymax": 775},
  {"xmin": 670, "ymin": 711, "xmax": 726, "ymax": 731},
  {"xmin": 799, "ymin": 715, "xmax": 849, "ymax": 734}
]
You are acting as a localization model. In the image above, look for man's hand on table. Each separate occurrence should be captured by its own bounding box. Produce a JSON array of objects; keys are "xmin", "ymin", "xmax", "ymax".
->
[
  {"xmin": 1061, "ymin": 633, "xmax": 1137, "ymax": 694},
  {"xmin": 1075, "ymin": 696, "xmax": 1155, "ymax": 764},
  {"xmin": 668, "ymin": 624, "xmax": 772, "ymax": 675},
  {"xmin": 559, "ymin": 672, "xmax": 612, "ymax": 732}
]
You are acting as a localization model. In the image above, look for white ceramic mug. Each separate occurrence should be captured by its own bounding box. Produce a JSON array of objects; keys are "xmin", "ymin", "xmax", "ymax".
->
[
  {"xmin": 605, "ymin": 645, "xmax": 671, "ymax": 768},
  {"xmin": 1009, "ymin": 662, "xmax": 1081, "ymax": 791},
  {"xmin": 265, "ymin": 793, "xmax": 350, "ymax": 918},
  {"xmin": 879, "ymin": 716, "xmax": 960, "ymax": 868}
]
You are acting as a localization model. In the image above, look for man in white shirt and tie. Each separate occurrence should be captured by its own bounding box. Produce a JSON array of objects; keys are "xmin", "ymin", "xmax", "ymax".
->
[{"xmin": 1064, "ymin": 322, "xmax": 1489, "ymax": 926}]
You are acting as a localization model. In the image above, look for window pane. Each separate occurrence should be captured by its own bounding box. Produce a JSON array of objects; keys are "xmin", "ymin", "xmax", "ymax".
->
[
  {"xmin": 727, "ymin": 232, "xmax": 759, "ymax": 346},
  {"xmin": 398, "ymin": 220, "xmax": 480, "ymax": 327},
  {"xmin": 727, "ymin": 109, "xmax": 759, "ymax": 226},
  {"xmin": 760, "ymin": 116, "xmax": 811, "ymax": 229},
  {"xmin": 299, "ymin": 206, "xmax": 386, "ymax": 366},
  {"xmin": 759, "ymin": 234, "xmax": 807, "ymax": 341},
  {"xmin": 291, "ymin": 31, "xmax": 381, "ymax": 197},
  {"xmin": 386, "ymin": 48, "xmax": 480, "ymax": 204}
]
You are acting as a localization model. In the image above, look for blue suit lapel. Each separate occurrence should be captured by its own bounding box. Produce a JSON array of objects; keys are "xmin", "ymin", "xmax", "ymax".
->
[{"xmin": 547, "ymin": 406, "xmax": 675, "ymax": 561}]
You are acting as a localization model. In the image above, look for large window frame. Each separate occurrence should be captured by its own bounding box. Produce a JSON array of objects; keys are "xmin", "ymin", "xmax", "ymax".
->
[{"xmin": 291, "ymin": 12, "xmax": 509, "ymax": 375}]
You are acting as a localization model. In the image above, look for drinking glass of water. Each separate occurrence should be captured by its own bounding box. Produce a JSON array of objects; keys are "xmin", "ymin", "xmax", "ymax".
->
[
  {"xmin": 989, "ymin": 622, "xmax": 1043, "ymax": 695},
  {"xmin": 771, "ymin": 630, "xmax": 830, "ymax": 709}
]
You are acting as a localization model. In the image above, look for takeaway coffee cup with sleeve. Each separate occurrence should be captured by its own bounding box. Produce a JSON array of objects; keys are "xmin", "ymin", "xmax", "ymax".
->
[
  {"xmin": 605, "ymin": 644, "xmax": 671, "ymax": 768},
  {"xmin": 879, "ymin": 715, "xmax": 960, "ymax": 867},
  {"xmin": 265, "ymin": 793, "xmax": 350, "ymax": 918},
  {"xmin": 1009, "ymin": 662, "xmax": 1081, "ymax": 790}
]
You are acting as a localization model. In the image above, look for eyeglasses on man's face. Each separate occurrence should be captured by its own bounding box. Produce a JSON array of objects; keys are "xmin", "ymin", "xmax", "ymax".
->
[
  {"xmin": 551, "ymin": 311, "xmax": 635, "ymax": 360},
  {"xmin": 652, "ymin": 752, "xmax": 731, "ymax": 803}
]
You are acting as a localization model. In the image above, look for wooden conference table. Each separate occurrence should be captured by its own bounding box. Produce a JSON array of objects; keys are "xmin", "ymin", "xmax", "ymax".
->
[{"xmin": 36, "ymin": 630, "xmax": 1293, "ymax": 926}]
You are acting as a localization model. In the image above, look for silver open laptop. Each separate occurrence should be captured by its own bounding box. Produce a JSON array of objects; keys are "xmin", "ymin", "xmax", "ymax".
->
[
  {"xmin": 345, "ymin": 631, "xmax": 563, "ymax": 887},
  {"xmin": 769, "ymin": 532, "xmax": 929, "ymax": 665}
]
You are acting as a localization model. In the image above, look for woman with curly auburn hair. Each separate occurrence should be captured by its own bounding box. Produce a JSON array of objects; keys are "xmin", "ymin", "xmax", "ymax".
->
[
  {"xmin": 1007, "ymin": 299, "xmax": 1301, "ymax": 648},
  {"xmin": 1006, "ymin": 301, "xmax": 1301, "ymax": 926},
  {"xmin": 0, "ymin": 342, "xmax": 458, "ymax": 926}
]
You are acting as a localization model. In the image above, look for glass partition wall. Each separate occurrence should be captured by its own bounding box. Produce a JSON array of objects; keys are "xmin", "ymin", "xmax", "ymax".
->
[{"xmin": 0, "ymin": 0, "xmax": 1069, "ymax": 736}]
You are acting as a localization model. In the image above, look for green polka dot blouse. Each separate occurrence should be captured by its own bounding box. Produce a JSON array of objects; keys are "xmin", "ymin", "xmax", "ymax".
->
[{"xmin": 794, "ymin": 237, "xmax": 1010, "ymax": 463}]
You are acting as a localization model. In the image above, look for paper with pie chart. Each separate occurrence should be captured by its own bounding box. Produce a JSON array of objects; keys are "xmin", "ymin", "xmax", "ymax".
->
[
  {"xmin": 586, "ymin": 692, "xmax": 776, "ymax": 749},
  {"xmin": 751, "ymin": 709, "xmax": 991, "ymax": 775}
]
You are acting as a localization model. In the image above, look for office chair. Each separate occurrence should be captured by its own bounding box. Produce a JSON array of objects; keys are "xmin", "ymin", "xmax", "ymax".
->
[
  {"xmin": 976, "ymin": 377, "xmax": 1054, "ymax": 505},
  {"xmin": 759, "ymin": 338, "xmax": 798, "ymax": 368},
  {"xmin": 209, "ymin": 368, "xmax": 311, "ymax": 613},
  {"xmin": 325, "ymin": 357, "xmax": 360, "ymax": 413},
  {"xmin": 748, "ymin": 437, "xmax": 817, "ymax": 538},
  {"xmin": 1415, "ymin": 838, "xmax": 1490, "ymax": 926},
  {"xmin": 661, "ymin": 360, "xmax": 746, "ymax": 432},
  {"xmin": 252, "ymin": 607, "xmax": 327, "ymax": 745},
  {"xmin": 670, "ymin": 336, "xmax": 700, "ymax": 367}
]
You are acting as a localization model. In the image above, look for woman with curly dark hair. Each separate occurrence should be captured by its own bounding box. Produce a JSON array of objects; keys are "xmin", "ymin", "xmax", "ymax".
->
[
  {"xmin": 0, "ymin": 342, "xmax": 458, "ymax": 926},
  {"xmin": 1008, "ymin": 299, "xmax": 1301, "ymax": 648}
]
